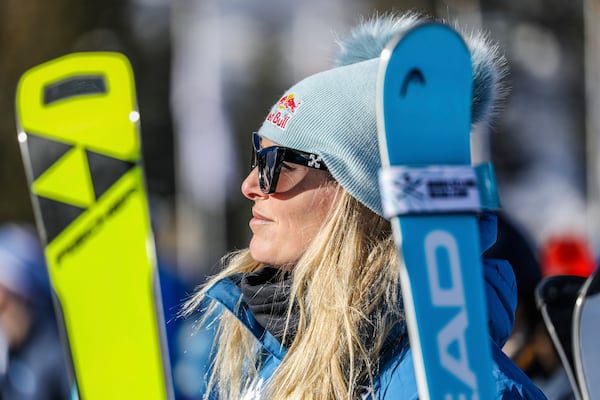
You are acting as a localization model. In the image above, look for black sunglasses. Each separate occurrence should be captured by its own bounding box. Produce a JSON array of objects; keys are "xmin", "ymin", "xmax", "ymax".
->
[{"xmin": 251, "ymin": 132, "xmax": 328, "ymax": 194}]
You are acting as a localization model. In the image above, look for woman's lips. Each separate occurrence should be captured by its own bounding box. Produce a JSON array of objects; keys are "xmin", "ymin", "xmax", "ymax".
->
[{"xmin": 250, "ymin": 208, "xmax": 272, "ymax": 226}]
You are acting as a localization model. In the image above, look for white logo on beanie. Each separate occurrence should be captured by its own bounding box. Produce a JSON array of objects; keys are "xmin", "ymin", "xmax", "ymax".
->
[
  {"xmin": 265, "ymin": 93, "xmax": 302, "ymax": 130},
  {"xmin": 308, "ymin": 154, "xmax": 323, "ymax": 168}
]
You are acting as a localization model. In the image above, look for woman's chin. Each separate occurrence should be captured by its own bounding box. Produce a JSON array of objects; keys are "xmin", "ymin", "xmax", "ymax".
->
[{"xmin": 249, "ymin": 239, "xmax": 296, "ymax": 268}]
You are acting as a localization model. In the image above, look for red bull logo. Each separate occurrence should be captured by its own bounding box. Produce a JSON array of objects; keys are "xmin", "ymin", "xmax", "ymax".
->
[
  {"xmin": 266, "ymin": 93, "xmax": 302, "ymax": 130},
  {"xmin": 277, "ymin": 93, "xmax": 301, "ymax": 113}
]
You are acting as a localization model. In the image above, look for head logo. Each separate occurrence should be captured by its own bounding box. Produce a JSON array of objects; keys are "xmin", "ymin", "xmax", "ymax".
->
[{"xmin": 266, "ymin": 93, "xmax": 302, "ymax": 130}]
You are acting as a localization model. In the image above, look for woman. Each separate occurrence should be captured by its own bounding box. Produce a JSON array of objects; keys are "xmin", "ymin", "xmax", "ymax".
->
[{"xmin": 185, "ymin": 13, "xmax": 547, "ymax": 399}]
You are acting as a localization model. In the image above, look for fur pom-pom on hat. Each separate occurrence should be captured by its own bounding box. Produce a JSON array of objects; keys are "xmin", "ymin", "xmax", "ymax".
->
[
  {"xmin": 334, "ymin": 13, "xmax": 509, "ymax": 125},
  {"xmin": 333, "ymin": 13, "xmax": 420, "ymax": 67},
  {"xmin": 460, "ymin": 26, "xmax": 509, "ymax": 124},
  {"xmin": 257, "ymin": 13, "xmax": 509, "ymax": 217}
]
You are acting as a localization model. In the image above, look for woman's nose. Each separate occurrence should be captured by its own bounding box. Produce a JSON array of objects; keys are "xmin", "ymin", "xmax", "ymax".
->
[{"xmin": 241, "ymin": 167, "xmax": 265, "ymax": 200}]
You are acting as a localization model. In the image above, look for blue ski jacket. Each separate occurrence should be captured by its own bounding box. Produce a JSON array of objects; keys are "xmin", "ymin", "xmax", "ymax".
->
[{"xmin": 204, "ymin": 215, "xmax": 548, "ymax": 399}]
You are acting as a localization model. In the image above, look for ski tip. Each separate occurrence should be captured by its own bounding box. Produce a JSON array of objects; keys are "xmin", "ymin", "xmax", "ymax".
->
[{"xmin": 16, "ymin": 52, "xmax": 133, "ymax": 110}]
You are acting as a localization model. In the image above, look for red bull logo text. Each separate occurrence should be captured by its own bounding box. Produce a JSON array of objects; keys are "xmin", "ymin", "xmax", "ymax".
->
[{"xmin": 266, "ymin": 93, "xmax": 302, "ymax": 130}]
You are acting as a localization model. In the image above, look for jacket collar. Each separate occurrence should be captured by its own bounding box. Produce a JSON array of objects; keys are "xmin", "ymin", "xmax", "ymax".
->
[{"xmin": 205, "ymin": 276, "xmax": 287, "ymax": 361}]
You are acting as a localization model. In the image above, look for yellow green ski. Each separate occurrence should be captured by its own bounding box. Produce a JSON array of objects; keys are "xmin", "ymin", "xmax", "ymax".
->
[{"xmin": 15, "ymin": 52, "xmax": 173, "ymax": 399}]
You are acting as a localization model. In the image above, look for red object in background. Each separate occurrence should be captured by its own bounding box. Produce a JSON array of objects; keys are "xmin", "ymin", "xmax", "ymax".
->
[{"xmin": 540, "ymin": 235, "xmax": 597, "ymax": 278}]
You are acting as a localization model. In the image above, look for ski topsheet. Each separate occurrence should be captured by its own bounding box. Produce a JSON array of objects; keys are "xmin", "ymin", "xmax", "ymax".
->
[
  {"xmin": 15, "ymin": 53, "xmax": 172, "ymax": 399},
  {"xmin": 536, "ymin": 274, "xmax": 585, "ymax": 400},
  {"xmin": 376, "ymin": 23, "xmax": 495, "ymax": 398},
  {"xmin": 573, "ymin": 269, "xmax": 600, "ymax": 400}
]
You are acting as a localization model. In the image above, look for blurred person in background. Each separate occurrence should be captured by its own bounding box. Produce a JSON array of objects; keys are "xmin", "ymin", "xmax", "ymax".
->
[
  {"xmin": 487, "ymin": 212, "xmax": 576, "ymax": 400},
  {"xmin": 0, "ymin": 223, "xmax": 71, "ymax": 400}
]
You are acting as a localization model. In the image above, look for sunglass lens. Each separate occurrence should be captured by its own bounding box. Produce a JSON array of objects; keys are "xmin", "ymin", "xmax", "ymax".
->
[
  {"xmin": 263, "ymin": 149, "xmax": 281, "ymax": 193},
  {"xmin": 250, "ymin": 147, "xmax": 257, "ymax": 170},
  {"xmin": 251, "ymin": 133, "xmax": 284, "ymax": 194}
]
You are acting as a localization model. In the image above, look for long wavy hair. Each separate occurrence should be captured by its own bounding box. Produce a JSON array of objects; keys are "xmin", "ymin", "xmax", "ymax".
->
[{"xmin": 183, "ymin": 187, "xmax": 404, "ymax": 399}]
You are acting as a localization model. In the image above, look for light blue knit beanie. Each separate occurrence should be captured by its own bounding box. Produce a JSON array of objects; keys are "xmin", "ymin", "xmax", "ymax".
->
[{"xmin": 257, "ymin": 13, "xmax": 508, "ymax": 217}]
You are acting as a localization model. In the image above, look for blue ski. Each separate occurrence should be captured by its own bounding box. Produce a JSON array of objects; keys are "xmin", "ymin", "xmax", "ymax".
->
[{"xmin": 376, "ymin": 22, "xmax": 496, "ymax": 398}]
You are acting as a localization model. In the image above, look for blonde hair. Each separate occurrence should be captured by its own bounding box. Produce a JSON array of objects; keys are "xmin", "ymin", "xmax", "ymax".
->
[{"xmin": 184, "ymin": 188, "xmax": 403, "ymax": 399}]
